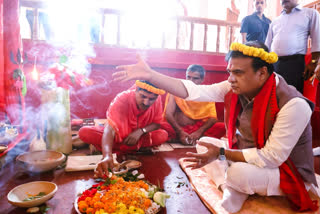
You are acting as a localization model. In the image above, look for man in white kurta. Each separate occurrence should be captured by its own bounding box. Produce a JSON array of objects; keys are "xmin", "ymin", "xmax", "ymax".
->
[{"xmin": 113, "ymin": 41, "xmax": 319, "ymax": 213}]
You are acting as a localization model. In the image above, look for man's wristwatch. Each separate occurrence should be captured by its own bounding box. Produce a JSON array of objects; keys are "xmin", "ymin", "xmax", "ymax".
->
[
  {"xmin": 218, "ymin": 147, "xmax": 226, "ymax": 161},
  {"xmin": 141, "ymin": 128, "xmax": 147, "ymax": 134}
]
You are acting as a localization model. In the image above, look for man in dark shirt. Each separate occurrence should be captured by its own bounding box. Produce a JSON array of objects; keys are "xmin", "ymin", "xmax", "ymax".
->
[{"xmin": 240, "ymin": 0, "xmax": 271, "ymax": 43}]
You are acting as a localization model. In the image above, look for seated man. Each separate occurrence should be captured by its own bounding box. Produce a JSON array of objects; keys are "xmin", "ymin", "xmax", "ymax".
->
[
  {"xmin": 78, "ymin": 80, "xmax": 168, "ymax": 177},
  {"xmin": 161, "ymin": 64, "xmax": 225, "ymax": 145},
  {"xmin": 113, "ymin": 41, "xmax": 319, "ymax": 213}
]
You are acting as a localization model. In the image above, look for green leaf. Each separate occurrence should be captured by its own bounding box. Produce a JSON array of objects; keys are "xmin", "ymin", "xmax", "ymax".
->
[
  {"xmin": 153, "ymin": 192, "xmax": 170, "ymax": 207},
  {"xmin": 23, "ymin": 192, "xmax": 46, "ymax": 201},
  {"xmin": 39, "ymin": 204, "xmax": 50, "ymax": 214},
  {"xmin": 59, "ymin": 55, "xmax": 68, "ymax": 64}
]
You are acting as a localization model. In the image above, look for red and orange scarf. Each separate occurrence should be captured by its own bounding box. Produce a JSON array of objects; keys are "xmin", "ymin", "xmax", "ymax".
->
[{"xmin": 225, "ymin": 73, "xmax": 318, "ymax": 211}]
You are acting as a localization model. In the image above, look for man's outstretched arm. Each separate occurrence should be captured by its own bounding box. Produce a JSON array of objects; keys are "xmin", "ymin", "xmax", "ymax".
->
[{"xmin": 95, "ymin": 124, "xmax": 115, "ymax": 178}]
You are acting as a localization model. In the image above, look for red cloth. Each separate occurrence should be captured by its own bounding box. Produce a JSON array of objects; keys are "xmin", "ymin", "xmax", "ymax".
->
[
  {"xmin": 79, "ymin": 87, "xmax": 168, "ymax": 152},
  {"xmin": 225, "ymin": 73, "xmax": 318, "ymax": 211},
  {"xmin": 3, "ymin": 0, "xmax": 25, "ymax": 125},
  {"xmin": 303, "ymin": 53, "xmax": 319, "ymax": 103},
  {"xmin": 78, "ymin": 126, "xmax": 168, "ymax": 152},
  {"xmin": 161, "ymin": 121, "xmax": 226, "ymax": 140}
]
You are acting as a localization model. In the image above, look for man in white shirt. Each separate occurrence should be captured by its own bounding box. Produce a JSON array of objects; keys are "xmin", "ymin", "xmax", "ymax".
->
[
  {"xmin": 265, "ymin": 0, "xmax": 320, "ymax": 93},
  {"xmin": 113, "ymin": 41, "xmax": 318, "ymax": 213}
]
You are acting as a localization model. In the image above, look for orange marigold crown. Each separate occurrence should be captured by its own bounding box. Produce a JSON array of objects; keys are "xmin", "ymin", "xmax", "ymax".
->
[
  {"xmin": 230, "ymin": 42, "xmax": 278, "ymax": 64},
  {"xmin": 135, "ymin": 80, "xmax": 166, "ymax": 95}
]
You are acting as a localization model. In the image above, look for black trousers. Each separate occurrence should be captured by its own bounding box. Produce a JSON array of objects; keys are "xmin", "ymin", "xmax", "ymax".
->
[{"xmin": 273, "ymin": 54, "xmax": 305, "ymax": 93}]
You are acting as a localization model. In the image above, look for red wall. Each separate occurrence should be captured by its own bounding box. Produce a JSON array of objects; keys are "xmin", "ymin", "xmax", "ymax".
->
[{"xmin": 22, "ymin": 40, "xmax": 228, "ymax": 120}]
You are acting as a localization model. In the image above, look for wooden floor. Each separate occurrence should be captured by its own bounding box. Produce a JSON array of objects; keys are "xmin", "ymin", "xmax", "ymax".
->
[
  {"xmin": 0, "ymin": 148, "xmax": 211, "ymax": 214},
  {"xmin": 0, "ymin": 140, "xmax": 319, "ymax": 214}
]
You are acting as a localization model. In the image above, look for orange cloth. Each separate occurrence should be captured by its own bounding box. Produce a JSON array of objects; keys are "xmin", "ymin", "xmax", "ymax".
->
[
  {"xmin": 162, "ymin": 94, "xmax": 225, "ymax": 140},
  {"xmin": 163, "ymin": 94, "xmax": 217, "ymax": 121},
  {"xmin": 78, "ymin": 126, "xmax": 168, "ymax": 152},
  {"xmin": 106, "ymin": 86, "xmax": 166, "ymax": 151},
  {"xmin": 79, "ymin": 86, "xmax": 167, "ymax": 152}
]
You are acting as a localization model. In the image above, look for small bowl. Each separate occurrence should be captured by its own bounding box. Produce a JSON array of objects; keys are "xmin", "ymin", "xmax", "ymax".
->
[
  {"xmin": 7, "ymin": 181, "xmax": 57, "ymax": 208},
  {"xmin": 16, "ymin": 150, "xmax": 66, "ymax": 173}
]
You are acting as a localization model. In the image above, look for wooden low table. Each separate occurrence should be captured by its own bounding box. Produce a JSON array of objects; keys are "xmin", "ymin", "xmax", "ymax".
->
[{"xmin": 0, "ymin": 148, "xmax": 211, "ymax": 214}]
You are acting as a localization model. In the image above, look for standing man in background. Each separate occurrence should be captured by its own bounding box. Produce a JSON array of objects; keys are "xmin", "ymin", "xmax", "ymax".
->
[
  {"xmin": 265, "ymin": 0, "xmax": 320, "ymax": 93},
  {"xmin": 240, "ymin": 0, "xmax": 271, "ymax": 43}
]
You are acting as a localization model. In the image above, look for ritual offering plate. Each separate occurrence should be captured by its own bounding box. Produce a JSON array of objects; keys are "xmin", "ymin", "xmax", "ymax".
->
[{"xmin": 75, "ymin": 172, "xmax": 170, "ymax": 214}]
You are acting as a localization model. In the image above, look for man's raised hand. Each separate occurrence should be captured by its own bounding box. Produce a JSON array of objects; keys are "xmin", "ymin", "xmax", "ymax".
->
[{"xmin": 113, "ymin": 54, "xmax": 154, "ymax": 82}]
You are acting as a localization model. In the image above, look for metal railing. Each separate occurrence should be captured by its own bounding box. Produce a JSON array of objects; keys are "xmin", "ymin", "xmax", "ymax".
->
[{"xmin": 20, "ymin": 0, "xmax": 240, "ymax": 53}]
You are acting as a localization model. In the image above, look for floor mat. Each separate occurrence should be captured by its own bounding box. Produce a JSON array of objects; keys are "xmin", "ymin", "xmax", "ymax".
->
[
  {"xmin": 169, "ymin": 142, "xmax": 196, "ymax": 149},
  {"xmin": 152, "ymin": 142, "xmax": 174, "ymax": 152},
  {"xmin": 65, "ymin": 154, "xmax": 117, "ymax": 172},
  {"xmin": 179, "ymin": 158, "xmax": 320, "ymax": 214}
]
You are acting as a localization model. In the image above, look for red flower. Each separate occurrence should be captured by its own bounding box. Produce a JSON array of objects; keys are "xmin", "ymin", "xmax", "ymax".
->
[
  {"xmin": 47, "ymin": 64, "xmax": 93, "ymax": 90},
  {"xmin": 78, "ymin": 188, "xmax": 98, "ymax": 202}
]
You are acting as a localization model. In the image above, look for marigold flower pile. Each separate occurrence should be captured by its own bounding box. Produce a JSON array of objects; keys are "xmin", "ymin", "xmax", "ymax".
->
[{"xmin": 77, "ymin": 175, "xmax": 153, "ymax": 214}]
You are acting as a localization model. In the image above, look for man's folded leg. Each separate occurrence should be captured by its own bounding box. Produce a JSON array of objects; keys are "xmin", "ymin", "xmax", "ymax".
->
[
  {"xmin": 150, "ymin": 129, "xmax": 168, "ymax": 146},
  {"xmin": 221, "ymin": 185, "xmax": 249, "ymax": 213},
  {"xmin": 78, "ymin": 126, "xmax": 104, "ymax": 151},
  {"xmin": 221, "ymin": 162, "xmax": 283, "ymax": 213}
]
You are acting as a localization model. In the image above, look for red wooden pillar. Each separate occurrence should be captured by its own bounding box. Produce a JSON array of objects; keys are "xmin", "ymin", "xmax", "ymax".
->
[{"xmin": 3, "ymin": 0, "xmax": 25, "ymax": 126}]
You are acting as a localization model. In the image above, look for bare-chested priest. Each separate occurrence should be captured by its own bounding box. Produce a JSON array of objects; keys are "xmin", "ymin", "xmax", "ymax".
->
[{"xmin": 161, "ymin": 65, "xmax": 226, "ymax": 145}]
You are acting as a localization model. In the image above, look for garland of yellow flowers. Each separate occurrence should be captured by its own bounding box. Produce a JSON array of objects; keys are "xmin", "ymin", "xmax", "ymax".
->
[
  {"xmin": 230, "ymin": 42, "xmax": 278, "ymax": 64},
  {"xmin": 135, "ymin": 80, "xmax": 166, "ymax": 95}
]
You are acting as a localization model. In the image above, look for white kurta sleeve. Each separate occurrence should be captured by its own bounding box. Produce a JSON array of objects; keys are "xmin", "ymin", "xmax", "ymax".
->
[
  {"xmin": 181, "ymin": 79, "xmax": 231, "ymax": 102},
  {"xmin": 243, "ymin": 97, "xmax": 312, "ymax": 168}
]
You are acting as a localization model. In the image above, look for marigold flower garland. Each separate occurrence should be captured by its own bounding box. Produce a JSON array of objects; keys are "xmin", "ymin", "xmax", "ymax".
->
[
  {"xmin": 77, "ymin": 175, "xmax": 163, "ymax": 214},
  {"xmin": 230, "ymin": 42, "xmax": 278, "ymax": 64},
  {"xmin": 135, "ymin": 80, "xmax": 165, "ymax": 95}
]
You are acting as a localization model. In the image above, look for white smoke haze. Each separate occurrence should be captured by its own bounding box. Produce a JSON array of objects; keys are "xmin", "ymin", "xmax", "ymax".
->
[{"xmin": 13, "ymin": 0, "xmax": 202, "ymax": 156}]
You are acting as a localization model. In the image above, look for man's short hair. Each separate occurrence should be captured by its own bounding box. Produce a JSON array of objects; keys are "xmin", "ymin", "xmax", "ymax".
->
[
  {"xmin": 186, "ymin": 64, "xmax": 206, "ymax": 79},
  {"xmin": 225, "ymin": 41, "xmax": 274, "ymax": 75}
]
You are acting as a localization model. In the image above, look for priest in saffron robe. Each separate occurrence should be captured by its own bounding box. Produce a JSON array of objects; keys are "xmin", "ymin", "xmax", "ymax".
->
[
  {"xmin": 113, "ymin": 41, "xmax": 319, "ymax": 213},
  {"xmin": 161, "ymin": 65, "xmax": 225, "ymax": 145},
  {"xmin": 78, "ymin": 80, "xmax": 168, "ymax": 177}
]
